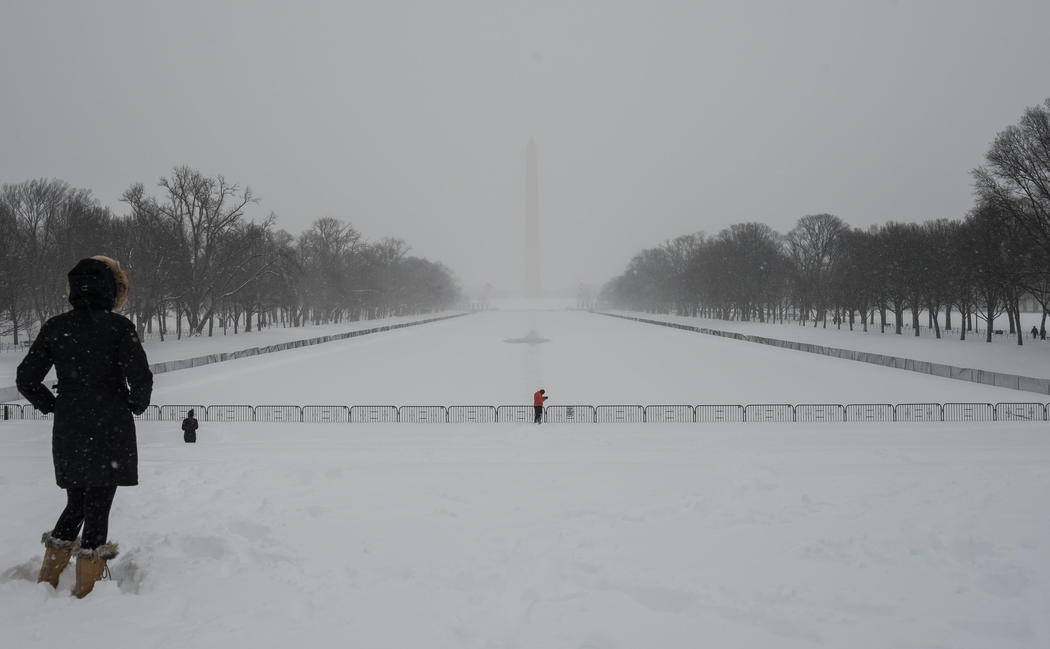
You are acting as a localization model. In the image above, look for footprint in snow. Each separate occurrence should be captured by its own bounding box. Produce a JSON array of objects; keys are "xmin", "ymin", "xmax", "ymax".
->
[{"xmin": 0, "ymin": 558, "xmax": 39, "ymax": 583}]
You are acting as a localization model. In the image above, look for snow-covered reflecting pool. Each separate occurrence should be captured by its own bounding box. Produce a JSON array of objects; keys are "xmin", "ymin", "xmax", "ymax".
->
[{"xmin": 148, "ymin": 309, "xmax": 1025, "ymax": 406}]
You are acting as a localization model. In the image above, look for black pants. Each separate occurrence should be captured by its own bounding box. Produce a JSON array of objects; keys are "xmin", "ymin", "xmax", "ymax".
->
[
  {"xmin": 52, "ymin": 486, "xmax": 117, "ymax": 550},
  {"xmin": 534, "ymin": 406, "xmax": 543, "ymax": 424}
]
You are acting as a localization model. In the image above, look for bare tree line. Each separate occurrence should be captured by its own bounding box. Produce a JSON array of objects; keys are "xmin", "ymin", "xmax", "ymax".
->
[
  {"xmin": 0, "ymin": 165, "xmax": 460, "ymax": 344},
  {"xmin": 602, "ymin": 98, "xmax": 1050, "ymax": 346}
]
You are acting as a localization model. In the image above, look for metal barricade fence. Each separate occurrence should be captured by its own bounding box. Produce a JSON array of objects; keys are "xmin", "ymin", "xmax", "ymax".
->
[
  {"xmin": 644, "ymin": 405, "xmax": 695, "ymax": 423},
  {"xmin": 696, "ymin": 405, "xmax": 745, "ymax": 423},
  {"xmin": 255, "ymin": 405, "xmax": 302, "ymax": 422},
  {"xmin": 399, "ymin": 406, "xmax": 447, "ymax": 423},
  {"xmin": 995, "ymin": 402, "xmax": 1046, "ymax": 421},
  {"xmin": 943, "ymin": 402, "xmax": 994, "ymax": 422},
  {"xmin": 207, "ymin": 405, "xmax": 255, "ymax": 422},
  {"xmin": 448, "ymin": 406, "xmax": 497, "ymax": 423},
  {"xmin": 595, "ymin": 405, "xmax": 644, "ymax": 423},
  {"xmin": 544, "ymin": 405, "xmax": 596, "ymax": 423},
  {"xmin": 11, "ymin": 401, "xmax": 1045, "ymax": 426},
  {"xmin": 496, "ymin": 405, "xmax": 534, "ymax": 423},
  {"xmin": 744, "ymin": 404, "xmax": 793, "ymax": 423},
  {"xmin": 845, "ymin": 404, "xmax": 895, "ymax": 422},
  {"xmin": 21, "ymin": 407, "xmax": 53, "ymax": 420},
  {"xmin": 1, "ymin": 403, "xmax": 25, "ymax": 420},
  {"xmin": 895, "ymin": 403, "xmax": 943, "ymax": 422},
  {"xmin": 794, "ymin": 404, "xmax": 845, "ymax": 422},
  {"xmin": 160, "ymin": 405, "xmax": 206, "ymax": 422},
  {"xmin": 350, "ymin": 405, "xmax": 397, "ymax": 423},
  {"xmin": 302, "ymin": 405, "xmax": 349, "ymax": 423},
  {"xmin": 133, "ymin": 405, "xmax": 162, "ymax": 421}
]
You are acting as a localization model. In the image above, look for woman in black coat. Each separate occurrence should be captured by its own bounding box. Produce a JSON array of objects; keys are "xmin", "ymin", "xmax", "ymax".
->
[
  {"xmin": 17, "ymin": 256, "xmax": 153, "ymax": 598},
  {"xmin": 182, "ymin": 409, "xmax": 198, "ymax": 443}
]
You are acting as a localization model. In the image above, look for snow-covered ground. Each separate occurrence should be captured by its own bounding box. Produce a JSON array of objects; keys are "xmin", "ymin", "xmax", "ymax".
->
[
  {"xmin": 1, "ymin": 305, "xmax": 1049, "ymax": 648},
  {"xmin": 604, "ymin": 309, "xmax": 1050, "ymax": 381}
]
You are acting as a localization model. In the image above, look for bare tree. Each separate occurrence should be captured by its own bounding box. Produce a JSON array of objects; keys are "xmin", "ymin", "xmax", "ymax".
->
[
  {"xmin": 662, "ymin": 233, "xmax": 705, "ymax": 316},
  {"xmin": 0, "ymin": 197, "xmax": 27, "ymax": 343},
  {"xmin": 787, "ymin": 214, "xmax": 847, "ymax": 327},
  {"xmin": 829, "ymin": 228, "xmax": 878, "ymax": 332},
  {"xmin": 973, "ymin": 98, "xmax": 1050, "ymax": 259},
  {"xmin": 296, "ymin": 217, "xmax": 364, "ymax": 324},
  {"xmin": 123, "ymin": 166, "xmax": 259, "ymax": 335},
  {"xmin": 965, "ymin": 203, "xmax": 1013, "ymax": 342},
  {"xmin": 0, "ymin": 179, "xmax": 113, "ymax": 326}
]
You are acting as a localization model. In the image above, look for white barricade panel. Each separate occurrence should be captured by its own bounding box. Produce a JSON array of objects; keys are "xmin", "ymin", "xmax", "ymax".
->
[
  {"xmin": 895, "ymin": 403, "xmax": 943, "ymax": 422},
  {"xmin": 398, "ymin": 406, "xmax": 447, "ymax": 423},
  {"xmin": 696, "ymin": 405, "xmax": 745, "ymax": 423},
  {"xmin": 845, "ymin": 404, "xmax": 895, "ymax": 422},
  {"xmin": 794, "ymin": 404, "xmax": 845, "ymax": 422},
  {"xmin": 302, "ymin": 406, "xmax": 350, "ymax": 423},
  {"xmin": 133, "ymin": 405, "xmax": 162, "ymax": 421},
  {"xmin": 255, "ymin": 406, "xmax": 302, "ymax": 422},
  {"xmin": 644, "ymin": 405, "xmax": 695, "ymax": 423},
  {"xmin": 206, "ymin": 405, "xmax": 254, "ymax": 422},
  {"xmin": 595, "ymin": 405, "xmax": 644, "ymax": 423},
  {"xmin": 1, "ymin": 404, "xmax": 25, "ymax": 421},
  {"xmin": 160, "ymin": 405, "xmax": 206, "ymax": 422},
  {"xmin": 943, "ymin": 403, "xmax": 994, "ymax": 422},
  {"xmin": 448, "ymin": 406, "xmax": 497, "ymax": 423},
  {"xmin": 744, "ymin": 404, "xmax": 793, "ymax": 423},
  {"xmin": 496, "ymin": 406, "xmax": 534, "ymax": 423},
  {"xmin": 994, "ymin": 402, "xmax": 1046, "ymax": 421},
  {"xmin": 544, "ymin": 405, "xmax": 596, "ymax": 423},
  {"xmin": 350, "ymin": 406, "xmax": 397, "ymax": 423}
]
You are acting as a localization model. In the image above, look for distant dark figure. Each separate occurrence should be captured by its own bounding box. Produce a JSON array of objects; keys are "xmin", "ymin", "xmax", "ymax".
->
[
  {"xmin": 17, "ymin": 256, "xmax": 152, "ymax": 598},
  {"xmin": 182, "ymin": 410, "xmax": 199, "ymax": 443},
  {"xmin": 533, "ymin": 389, "xmax": 548, "ymax": 424},
  {"xmin": 1042, "ymin": 329, "xmax": 1046, "ymax": 341},
  {"xmin": 1031, "ymin": 326, "xmax": 1039, "ymax": 340}
]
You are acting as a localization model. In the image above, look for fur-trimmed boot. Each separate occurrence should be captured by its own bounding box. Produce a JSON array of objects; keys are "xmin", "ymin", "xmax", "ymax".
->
[
  {"xmin": 71, "ymin": 542, "xmax": 118, "ymax": 599},
  {"xmin": 38, "ymin": 531, "xmax": 78, "ymax": 588}
]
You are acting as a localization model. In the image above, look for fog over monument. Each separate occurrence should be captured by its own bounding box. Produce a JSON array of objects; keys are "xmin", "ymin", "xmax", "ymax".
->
[
  {"xmin": 524, "ymin": 139, "xmax": 541, "ymax": 298},
  {"xmin": 2, "ymin": 3, "xmax": 1049, "ymax": 293}
]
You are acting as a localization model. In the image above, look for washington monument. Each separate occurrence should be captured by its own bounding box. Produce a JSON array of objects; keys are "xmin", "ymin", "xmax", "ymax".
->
[{"xmin": 524, "ymin": 139, "xmax": 541, "ymax": 297}]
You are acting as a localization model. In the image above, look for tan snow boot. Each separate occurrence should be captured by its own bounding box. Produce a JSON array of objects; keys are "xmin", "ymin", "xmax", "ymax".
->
[
  {"xmin": 37, "ymin": 531, "xmax": 77, "ymax": 588},
  {"xmin": 71, "ymin": 542, "xmax": 118, "ymax": 599}
]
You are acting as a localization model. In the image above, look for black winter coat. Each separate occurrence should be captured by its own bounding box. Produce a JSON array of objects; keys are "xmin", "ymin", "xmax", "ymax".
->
[
  {"xmin": 182, "ymin": 416, "xmax": 198, "ymax": 443},
  {"xmin": 17, "ymin": 300, "xmax": 153, "ymax": 488}
]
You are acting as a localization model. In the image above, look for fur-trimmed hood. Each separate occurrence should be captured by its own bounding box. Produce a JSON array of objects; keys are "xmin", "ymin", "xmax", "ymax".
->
[{"xmin": 66, "ymin": 256, "xmax": 129, "ymax": 311}]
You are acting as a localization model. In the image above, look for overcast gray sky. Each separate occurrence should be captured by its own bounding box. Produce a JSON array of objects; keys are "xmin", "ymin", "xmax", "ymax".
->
[{"xmin": 2, "ymin": 0, "xmax": 1049, "ymax": 295}]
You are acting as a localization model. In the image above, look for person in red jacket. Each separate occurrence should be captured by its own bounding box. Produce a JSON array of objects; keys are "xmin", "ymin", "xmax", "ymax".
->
[{"xmin": 533, "ymin": 389, "xmax": 548, "ymax": 424}]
